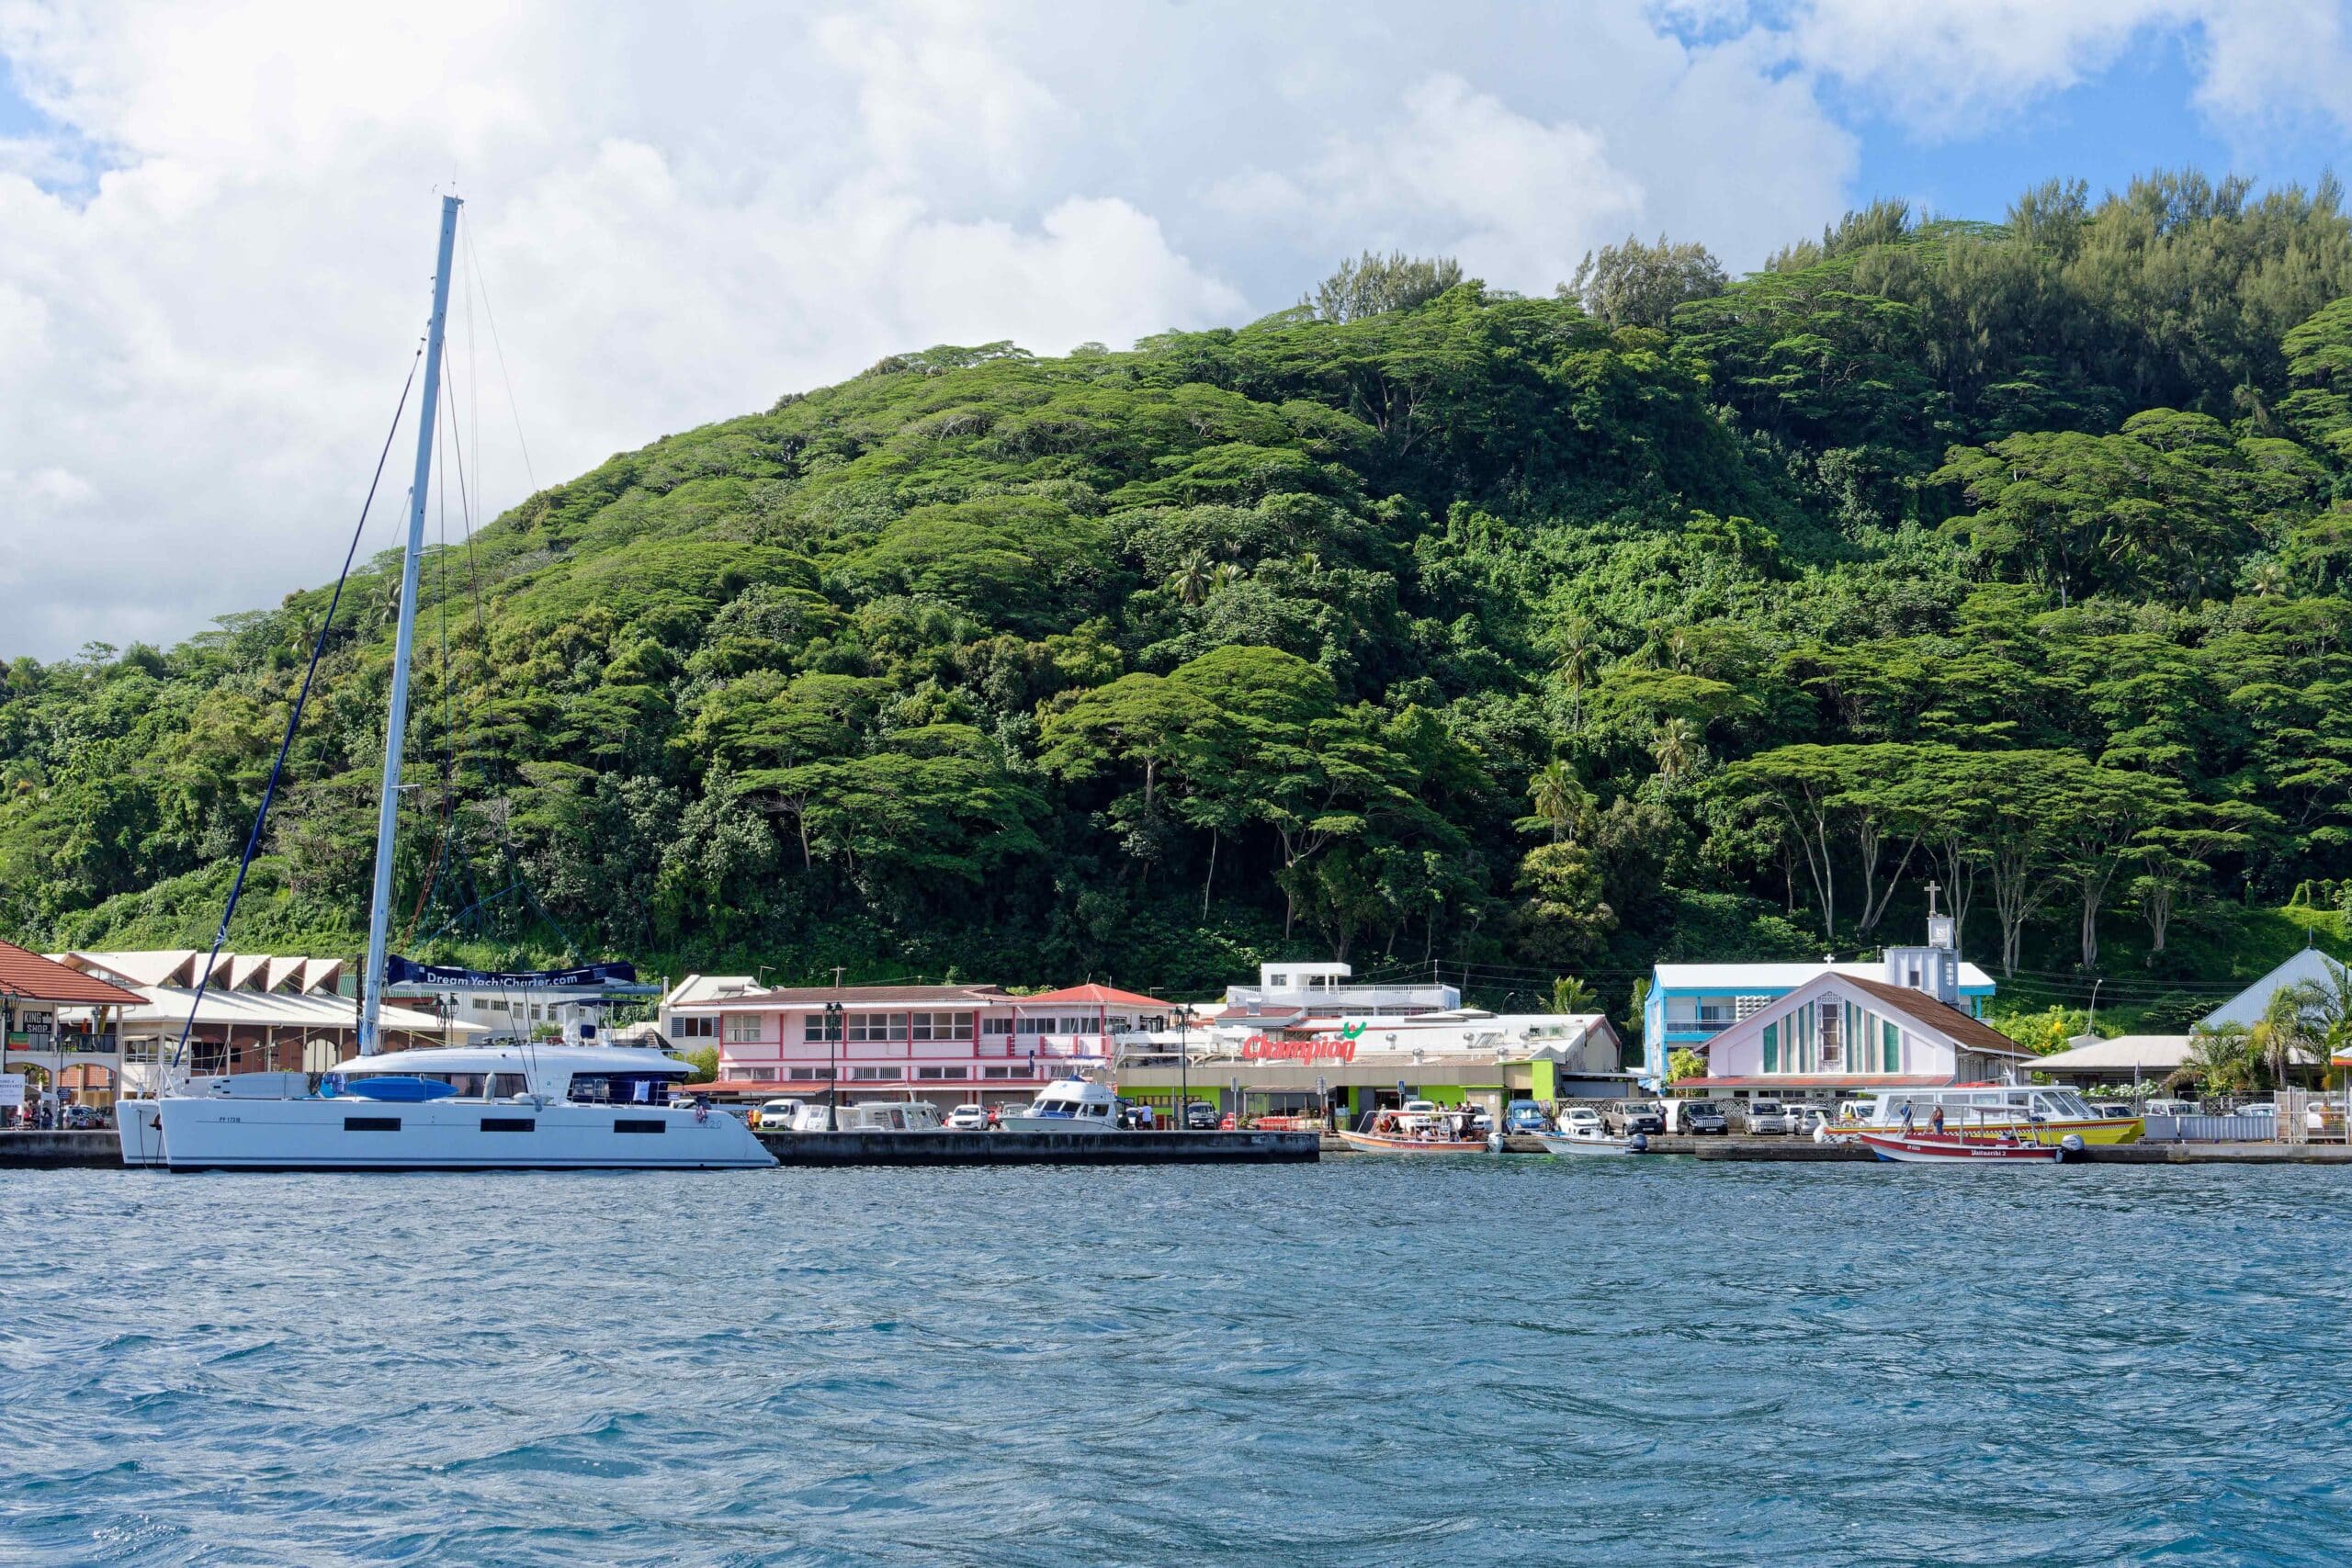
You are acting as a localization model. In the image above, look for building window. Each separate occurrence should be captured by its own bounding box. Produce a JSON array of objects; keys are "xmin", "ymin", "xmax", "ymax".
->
[
  {"xmin": 724, "ymin": 1013, "xmax": 764, "ymax": 1044},
  {"xmin": 908, "ymin": 1011, "xmax": 974, "ymax": 1042},
  {"xmin": 786, "ymin": 1067, "xmax": 832, "ymax": 1082},
  {"xmin": 1883, "ymin": 1019, "xmax": 1900, "ymax": 1073},
  {"xmin": 1762, "ymin": 1021, "xmax": 1779, "ymax": 1074},
  {"xmin": 982, "ymin": 1017, "xmax": 1012, "ymax": 1037},
  {"xmin": 847, "ymin": 1011, "xmax": 908, "ymax": 1043},
  {"xmin": 803, "ymin": 1012, "xmax": 842, "ymax": 1043},
  {"xmin": 672, "ymin": 1015, "xmax": 718, "ymax": 1040},
  {"xmin": 850, "ymin": 1066, "xmax": 903, "ymax": 1081},
  {"xmin": 983, "ymin": 1066, "xmax": 1014, "ymax": 1079},
  {"xmin": 915, "ymin": 1066, "xmax": 971, "ymax": 1080}
]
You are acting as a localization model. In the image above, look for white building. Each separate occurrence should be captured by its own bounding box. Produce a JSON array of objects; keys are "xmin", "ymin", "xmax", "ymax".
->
[
  {"xmin": 1212, "ymin": 962, "xmax": 1459, "ymax": 1049},
  {"xmin": 2199, "ymin": 949, "xmax": 2349, "ymax": 1031}
]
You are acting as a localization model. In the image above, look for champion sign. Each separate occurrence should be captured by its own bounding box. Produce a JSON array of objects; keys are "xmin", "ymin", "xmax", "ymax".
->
[{"xmin": 1241, "ymin": 1033, "xmax": 1360, "ymax": 1065}]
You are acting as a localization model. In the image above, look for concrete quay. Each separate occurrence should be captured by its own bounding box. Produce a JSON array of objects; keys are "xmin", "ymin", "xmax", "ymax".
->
[
  {"xmin": 754, "ymin": 1128, "xmax": 1319, "ymax": 1165},
  {"xmin": 0, "ymin": 1128, "xmax": 1320, "ymax": 1168},
  {"xmin": 0, "ymin": 1131, "xmax": 119, "ymax": 1168}
]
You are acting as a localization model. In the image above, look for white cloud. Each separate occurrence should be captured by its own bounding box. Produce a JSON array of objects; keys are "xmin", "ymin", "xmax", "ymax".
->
[
  {"xmin": 1778, "ymin": 0, "xmax": 2352, "ymax": 141},
  {"xmin": 9, "ymin": 0, "xmax": 2330, "ymax": 660}
]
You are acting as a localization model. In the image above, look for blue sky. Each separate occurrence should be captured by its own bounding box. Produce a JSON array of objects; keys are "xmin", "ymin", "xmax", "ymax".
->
[
  {"xmin": 3, "ymin": 0, "xmax": 2351, "ymax": 660},
  {"xmin": 1842, "ymin": 34, "xmax": 2345, "ymax": 232}
]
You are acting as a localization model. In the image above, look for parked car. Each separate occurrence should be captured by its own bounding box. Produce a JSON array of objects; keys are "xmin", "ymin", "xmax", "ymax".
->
[
  {"xmin": 754, "ymin": 1098, "xmax": 803, "ymax": 1131},
  {"xmin": 1115, "ymin": 1101, "xmax": 1160, "ymax": 1130},
  {"xmin": 1556, "ymin": 1107, "xmax": 1606, "ymax": 1135},
  {"xmin": 1184, "ymin": 1101, "xmax": 1219, "ymax": 1131},
  {"xmin": 1504, "ymin": 1100, "xmax": 1551, "ymax": 1134},
  {"xmin": 1674, "ymin": 1100, "xmax": 1730, "ymax": 1135},
  {"xmin": 1605, "ymin": 1100, "xmax": 1666, "ymax": 1135},
  {"xmin": 2093, "ymin": 1103, "xmax": 2139, "ymax": 1120},
  {"xmin": 944, "ymin": 1103, "xmax": 988, "ymax": 1131},
  {"xmin": 2236, "ymin": 1101, "xmax": 2278, "ymax": 1121},
  {"xmin": 1794, "ymin": 1105, "xmax": 1835, "ymax": 1136},
  {"xmin": 2143, "ymin": 1098, "xmax": 2199, "ymax": 1118},
  {"xmin": 1742, "ymin": 1099, "xmax": 1793, "ymax": 1135}
]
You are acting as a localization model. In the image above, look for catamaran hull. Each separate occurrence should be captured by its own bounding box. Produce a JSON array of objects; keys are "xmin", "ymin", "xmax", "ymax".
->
[{"xmin": 151, "ymin": 1097, "xmax": 776, "ymax": 1170}]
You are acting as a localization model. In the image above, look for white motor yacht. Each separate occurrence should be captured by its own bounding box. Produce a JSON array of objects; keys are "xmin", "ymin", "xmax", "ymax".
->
[{"xmin": 997, "ymin": 1077, "xmax": 1120, "ymax": 1132}]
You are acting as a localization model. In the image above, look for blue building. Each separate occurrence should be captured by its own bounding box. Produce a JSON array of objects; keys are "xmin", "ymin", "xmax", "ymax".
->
[{"xmin": 1641, "ymin": 917, "xmax": 1996, "ymax": 1089}]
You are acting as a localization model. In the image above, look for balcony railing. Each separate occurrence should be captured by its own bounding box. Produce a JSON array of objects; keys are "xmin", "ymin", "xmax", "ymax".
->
[
  {"xmin": 1223, "ymin": 986, "xmax": 1458, "ymax": 1011},
  {"xmin": 1665, "ymin": 1016, "xmax": 1737, "ymax": 1036}
]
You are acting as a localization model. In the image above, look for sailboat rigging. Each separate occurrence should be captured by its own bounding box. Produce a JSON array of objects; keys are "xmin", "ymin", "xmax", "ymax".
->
[{"xmin": 118, "ymin": 196, "xmax": 773, "ymax": 1171}]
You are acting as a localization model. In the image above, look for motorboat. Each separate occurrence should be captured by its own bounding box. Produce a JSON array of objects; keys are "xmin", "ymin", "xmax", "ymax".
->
[
  {"xmin": 1857, "ymin": 1126, "xmax": 2081, "ymax": 1164},
  {"xmin": 1851, "ymin": 1086, "xmax": 2139, "ymax": 1145},
  {"xmin": 786, "ymin": 1100, "xmax": 946, "ymax": 1132},
  {"xmin": 1537, "ymin": 1123, "xmax": 1645, "ymax": 1157},
  {"xmin": 134, "ymin": 1043, "xmax": 773, "ymax": 1170},
  {"xmin": 1337, "ymin": 1104, "xmax": 1487, "ymax": 1154},
  {"xmin": 997, "ymin": 1077, "xmax": 1120, "ymax": 1132}
]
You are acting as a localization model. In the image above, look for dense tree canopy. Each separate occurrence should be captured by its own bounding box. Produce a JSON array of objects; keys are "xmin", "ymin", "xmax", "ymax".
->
[{"xmin": 6, "ymin": 168, "xmax": 2352, "ymax": 1023}]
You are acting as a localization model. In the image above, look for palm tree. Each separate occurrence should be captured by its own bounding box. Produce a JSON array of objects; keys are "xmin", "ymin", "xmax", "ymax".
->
[
  {"xmin": 1649, "ymin": 716, "xmax": 1700, "ymax": 781},
  {"xmin": 1525, "ymin": 761, "xmax": 1589, "ymax": 843},
  {"xmin": 2170, "ymin": 1025, "xmax": 2256, "ymax": 1099},
  {"xmin": 1166, "ymin": 549, "xmax": 1213, "ymax": 606},
  {"xmin": 2284, "ymin": 961, "xmax": 2352, "ymax": 1085},
  {"xmin": 1550, "ymin": 976, "xmax": 1598, "ymax": 1014},
  {"xmin": 1208, "ymin": 561, "xmax": 1247, "ymax": 596},
  {"xmin": 1555, "ymin": 621, "xmax": 1597, "ymax": 730}
]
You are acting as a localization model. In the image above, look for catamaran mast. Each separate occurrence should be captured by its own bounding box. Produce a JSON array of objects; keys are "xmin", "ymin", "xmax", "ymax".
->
[{"xmin": 359, "ymin": 194, "xmax": 461, "ymax": 1056}]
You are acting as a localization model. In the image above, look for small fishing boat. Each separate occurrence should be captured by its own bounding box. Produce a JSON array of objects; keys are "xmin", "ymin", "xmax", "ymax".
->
[
  {"xmin": 1338, "ymin": 1104, "xmax": 1487, "ymax": 1154},
  {"xmin": 1537, "ymin": 1124, "xmax": 1645, "ymax": 1157},
  {"xmin": 1857, "ymin": 1127, "xmax": 2084, "ymax": 1164},
  {"xmin": 997, "ymin": 1077, "xmax": 1120, "ymax": 1132}
]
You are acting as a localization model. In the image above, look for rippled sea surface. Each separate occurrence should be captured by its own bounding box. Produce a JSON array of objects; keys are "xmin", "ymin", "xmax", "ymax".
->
[{"xmin": 6, "ymin": 1157, "xmax": 2352, "ymax": 1565}]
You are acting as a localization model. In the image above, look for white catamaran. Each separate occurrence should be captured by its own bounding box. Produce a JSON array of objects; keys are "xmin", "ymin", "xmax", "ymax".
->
[{"xmin": 120, "ymin": 197, "xmax": 772, "ymax": 1172}]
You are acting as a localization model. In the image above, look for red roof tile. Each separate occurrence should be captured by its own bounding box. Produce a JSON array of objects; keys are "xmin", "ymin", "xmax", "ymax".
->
[
  {"xmin": 1015, "ymin": 984, "xmax": 1179, "ymax": 1010},
  {"xmin": 0, "ymin": 942, "xmax": 146, "ymax": 1007}
]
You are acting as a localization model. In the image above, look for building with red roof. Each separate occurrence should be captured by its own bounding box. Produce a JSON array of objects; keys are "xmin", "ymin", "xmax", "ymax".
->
[
  {"xmin": 660, "ymin": 976, "xmax": 1181, "ymax": 1108},
  {"xmin": 2, "ymin": 939, "xmax": 144, "ymax": 1111}
]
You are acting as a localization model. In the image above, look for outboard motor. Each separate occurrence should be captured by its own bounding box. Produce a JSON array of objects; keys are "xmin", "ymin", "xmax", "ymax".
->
[
  {"xmin": 2058, "ymin": 1133, "xmax": 2087, "ymax": 1163},
  {"xmin": 1629, "ymin": 1132, "xmax": 1649, "ymax": 1156}
]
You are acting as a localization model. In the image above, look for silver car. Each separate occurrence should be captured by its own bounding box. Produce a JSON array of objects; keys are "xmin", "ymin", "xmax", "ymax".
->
[{"xmin": 1743, "ymin": 1099, "xmax": 1792, "ymax": 1135}]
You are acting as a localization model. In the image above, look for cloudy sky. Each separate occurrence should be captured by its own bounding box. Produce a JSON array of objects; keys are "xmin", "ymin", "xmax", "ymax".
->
[{"xmin": 4, "ymin": 0, "xmax": 2351, "ymax": 660}]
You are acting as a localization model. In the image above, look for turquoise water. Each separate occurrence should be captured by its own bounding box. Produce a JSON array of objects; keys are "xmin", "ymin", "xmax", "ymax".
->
[{"xmin": 5, "ymin": 1158, "xmax": 2350, "ymax": 1564}]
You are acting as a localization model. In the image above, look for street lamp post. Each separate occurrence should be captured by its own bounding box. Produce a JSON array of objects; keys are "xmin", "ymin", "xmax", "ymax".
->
[
  {"xmin": 825, "ymin": 999, "xmax": 843, "ymax": 1132},
  {"xmin": 1177, "ymin": 1004, "xmax": 1193, "ymax": 1131}
]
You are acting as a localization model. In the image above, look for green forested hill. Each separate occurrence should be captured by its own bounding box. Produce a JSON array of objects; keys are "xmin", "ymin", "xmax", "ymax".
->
[{"xmin": 7, "ymin": 171, "xmax": 2352, "ymax": 1023}]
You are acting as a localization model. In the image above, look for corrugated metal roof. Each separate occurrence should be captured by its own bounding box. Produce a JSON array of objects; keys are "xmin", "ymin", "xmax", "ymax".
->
[
  {"xmin": 1654, "ymin": 959, "xmax": 1996, "ymax": 991},
  {"xmin": 2032, "ymin": 1034, "xmax": 2193, "ymax": 1071},
  {"xmin": 707, "ymin": 983, "xmax": 1010, "ymax": 1010}
]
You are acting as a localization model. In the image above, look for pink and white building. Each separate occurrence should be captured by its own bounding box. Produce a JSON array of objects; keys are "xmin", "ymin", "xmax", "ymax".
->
[{"xmin": 660, "ymin": 978, "xmax": 1177, "ymax": 1107}]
